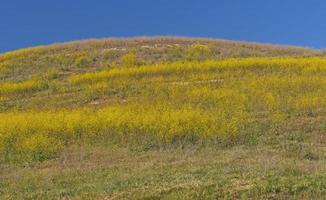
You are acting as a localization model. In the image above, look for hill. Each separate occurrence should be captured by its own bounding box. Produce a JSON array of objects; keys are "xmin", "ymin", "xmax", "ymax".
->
[
  {"xmin": 0, "ymin": 37, "xmax": 320, "ymax": 82},
  {"xmin": 0, "ymin": 37, "xmax": 325, "ymax": 199}
]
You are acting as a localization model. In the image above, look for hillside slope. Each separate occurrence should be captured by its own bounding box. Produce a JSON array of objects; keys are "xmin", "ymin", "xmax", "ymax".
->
[
  {"xmin": 0, "ymin": 37, "xmax": 325, "ymax": 199},
  {"xmin": 0, "ymin": 37, "xmax": 320, "ymax": 82}
]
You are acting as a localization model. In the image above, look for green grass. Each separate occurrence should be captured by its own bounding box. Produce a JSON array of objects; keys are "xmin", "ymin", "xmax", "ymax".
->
[{"xmin": 1, "ymin": 143, "xmax": 325, "ymax": 199}]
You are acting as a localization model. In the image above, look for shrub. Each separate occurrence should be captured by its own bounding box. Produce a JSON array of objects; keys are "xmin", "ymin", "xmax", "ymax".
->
[
  {"xmin": 75, "ymin": 55, "xmax": 92, "ymax": 68},
  {"xmin": 121, "ymin": 52, "xmax": 137, "ymax": 66}
]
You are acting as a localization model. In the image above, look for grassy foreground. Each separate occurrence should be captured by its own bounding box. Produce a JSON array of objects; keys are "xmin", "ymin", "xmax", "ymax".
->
[
  {"xmin": 0, "ymin": 38, "xmax": 325, "ymax": 199},
  {"xmin": 1, "ymin": 144, "xmax": 325, "ymax": 199}
]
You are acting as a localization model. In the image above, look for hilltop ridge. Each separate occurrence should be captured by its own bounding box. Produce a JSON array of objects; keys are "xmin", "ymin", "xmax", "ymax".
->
[{"xmin": 0, "ymin": 37, "xmax": 321, "ymax": 82}]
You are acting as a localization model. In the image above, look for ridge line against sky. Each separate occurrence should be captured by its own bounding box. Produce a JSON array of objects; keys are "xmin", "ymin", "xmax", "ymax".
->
[{"xmin": 1, "ymin": 0, "xmax": 326, "ymax": 53}]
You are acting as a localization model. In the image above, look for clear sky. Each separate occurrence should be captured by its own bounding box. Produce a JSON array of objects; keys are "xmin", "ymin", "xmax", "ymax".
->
[{"xmin": 1, "ymin": 0, "xmax": 326, "ymax": 53}]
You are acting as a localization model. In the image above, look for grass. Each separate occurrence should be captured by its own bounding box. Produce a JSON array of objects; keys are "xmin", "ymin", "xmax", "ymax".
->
[
  {"xmin": 0, "ymin": 38, "xmax": 325, "ymax": 199},
  {"xmin": 1, "ymin": 145, "xmax": 325, "ymax": 199}
]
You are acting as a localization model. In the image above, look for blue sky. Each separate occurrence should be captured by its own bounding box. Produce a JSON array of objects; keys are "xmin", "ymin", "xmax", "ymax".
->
[{"xmin": 1, "ymin": 0, "xmax": 326, "ymax": 53}]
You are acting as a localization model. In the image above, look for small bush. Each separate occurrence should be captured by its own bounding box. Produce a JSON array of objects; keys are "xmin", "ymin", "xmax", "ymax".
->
[
  {"xmin": 122, "ymin": 53, "xmax": 137, "ymax": 66},
  {"xmin": 75, "ymin": 55, "xmax": 92, "ymax": 68}
]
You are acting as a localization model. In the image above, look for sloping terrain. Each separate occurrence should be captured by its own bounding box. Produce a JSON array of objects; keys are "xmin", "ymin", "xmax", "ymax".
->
[
  {"xmin": 0, "ymin": 37, "xmax": 320, "ymax": 82},
  {"xmin": 0, "ymin": 37, "xmax": 325, "ymax": 199}
]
